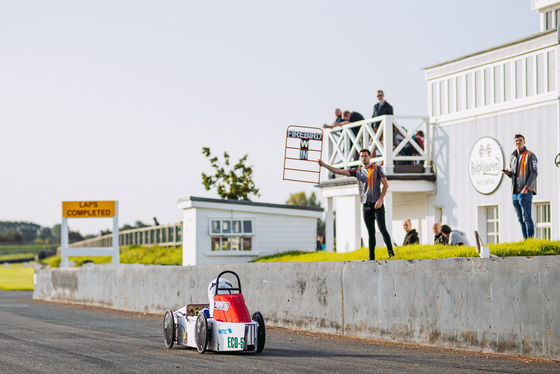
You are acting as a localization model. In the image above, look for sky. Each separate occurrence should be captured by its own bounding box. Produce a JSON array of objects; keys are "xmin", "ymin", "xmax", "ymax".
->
[{"xmin": 0, "ymin": 0, "xmax": 539, "ymax": 235}]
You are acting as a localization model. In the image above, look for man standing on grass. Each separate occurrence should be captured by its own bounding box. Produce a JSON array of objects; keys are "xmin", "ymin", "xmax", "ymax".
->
[
  {"xmin": 318, "ymin": 149, "xmax": 394, "ymax": 260},
  {"xmin": 502, "ymin": 134, "xmax": 538, "ymax": 240}
]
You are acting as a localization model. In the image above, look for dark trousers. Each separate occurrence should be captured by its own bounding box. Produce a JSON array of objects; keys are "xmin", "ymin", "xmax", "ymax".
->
[{"xmin": 363, "ymin": 203, "xmax": 394, "ymax": 260}]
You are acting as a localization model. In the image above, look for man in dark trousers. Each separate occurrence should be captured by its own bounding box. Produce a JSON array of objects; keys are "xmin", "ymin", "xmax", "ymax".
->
[
  {"xmin": 371, "ymin": 90, "xmax": 394, "ymax": 131},
  {"xmin": 318, "ymin": 149, "xmax": 395, "ymax": 260},
  {"xmin": 502, "ymin": 134, "xmax": 538, "ymax": 239}
]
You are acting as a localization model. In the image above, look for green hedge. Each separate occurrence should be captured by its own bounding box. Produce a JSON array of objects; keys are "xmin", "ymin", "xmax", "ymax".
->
[{"xmin": 41, "ymin": 245, "xmax": 181, "ymax": 268}]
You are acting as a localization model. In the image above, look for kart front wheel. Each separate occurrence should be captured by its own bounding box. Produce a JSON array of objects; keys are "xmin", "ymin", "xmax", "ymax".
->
[
  {"xmin": 252, "ymin": 311, "xmax": 266, "ymax": 353},
  {"xmin": 163, "ymin": 309, "xmax": 175, "ymax": 349},
  {"xmin": 195, "ymin": 312, "xmax": 209, "ymax": 354}
]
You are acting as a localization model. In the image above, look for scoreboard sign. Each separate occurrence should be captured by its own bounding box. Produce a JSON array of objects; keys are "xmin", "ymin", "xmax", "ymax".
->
[
  {"xmin": 283, "ymin": 125, "xmax": 323, "ymax": 184},
  {"xmin": 60, "ymin": 200, "xmax": 119, "ymax": 268},
  {"xmin": 63, "ymin": 201, "xmax": 116, "ymax": 218}
]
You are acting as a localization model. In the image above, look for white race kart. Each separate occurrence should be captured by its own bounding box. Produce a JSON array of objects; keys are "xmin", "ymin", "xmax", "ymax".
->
[{"xmin": 163, "ymin": 270, "xmax": 265, "ymax": 354}]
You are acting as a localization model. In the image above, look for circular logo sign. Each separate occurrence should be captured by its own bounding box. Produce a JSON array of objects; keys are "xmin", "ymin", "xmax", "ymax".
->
[{"xmin": 468, "ymin": 137, "xmax": 504, "ymax": 195}]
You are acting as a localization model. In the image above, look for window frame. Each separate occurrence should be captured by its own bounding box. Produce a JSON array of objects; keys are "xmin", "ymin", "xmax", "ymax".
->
[
  {"xmin": 533, "ymin": 202, "xmax": 552, "ymax": 240},
  {"xmin": 208, "ymin": 218, "xmax": 255, "ymax": 252}
]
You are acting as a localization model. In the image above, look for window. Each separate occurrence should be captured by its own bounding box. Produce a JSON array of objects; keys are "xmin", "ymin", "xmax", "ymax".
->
[
  {"xmin": 431, "ymin": 82, "xmax": 438, "ymax": 116},
  {"xmin": 485, "ymin": 206, "xmax": 499, "ymax": 244},
  {"xmin": 456, "ymin": 76, "xmax": 464, "ymax": 111},
  {"xmin": 548, "ymin": 51, "xmax": 556, "ymax": 91},
  {"xmin": 466, "ymin": 73, "xmax": 473, "ymax": 109},
  {"xmin": 494, "ymin": 65, "xmax": 503, "ymax": 104},
  {"xmin": 546, "ymin": 11, "xmax": 553, "ymax": 30},
  {"xmin": 484, "ymin": 68, "xmax": 492, "ymax": 105},
  {"xmin": 537, "ymin": 53, "xmax": 545, "ymax": 95},
  {"xmin": 534, "ymin": 203, "xmax": 551, "ymax": 240},
  {"xmin": 439, "ymin": 80, "xmax": 447, "ymax": 115},
  {"xmin": 515, "ymin": 59, "xmax": 524, "ymax": 99},
  {"xmin": 504, "ymin": 62, "xmax": 512, "ymax": 101},
  {"xmin": 475, "ymin": 70, "xmax": 483, "ymax": 108},
  {"xmin": 526, "ymin": 56, "xmax": 534, "ymax": 97},
  {"xmin": 448, "ymin": 78, "xmax": 455, "ymax": 114},
  {"xmin": 209, "ymin": 219, "xmax": 255, "ymax": 251}
]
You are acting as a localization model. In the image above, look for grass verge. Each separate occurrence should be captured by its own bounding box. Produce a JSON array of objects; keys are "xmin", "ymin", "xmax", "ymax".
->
[
  {"xmin": 252, "ymin": 239, "xmax": 560, "ymax": 262},
  {"xmin": 0, "ymin": 263, "xmax": 34, "ymax": 291},
  {"xmin": 41, "ymin": 245, "xmax": 182, "ymax": 268}
]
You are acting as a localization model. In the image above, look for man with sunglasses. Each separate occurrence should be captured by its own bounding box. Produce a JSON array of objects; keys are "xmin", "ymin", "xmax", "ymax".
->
[{"xmin": 371, "ymin": 90, "xmax": 394, "ymax": 131}]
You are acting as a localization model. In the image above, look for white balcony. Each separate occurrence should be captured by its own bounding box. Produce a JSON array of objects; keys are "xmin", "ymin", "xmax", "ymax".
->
[{"xmin": 324, "ymin": 115, "xmax": 433, "ymax": 177}]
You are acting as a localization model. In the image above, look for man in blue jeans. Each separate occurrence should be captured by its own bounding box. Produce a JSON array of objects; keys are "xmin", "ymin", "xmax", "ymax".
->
[
  {"xmin": 318, "ymin": 149, "xmax": 394, "ymax": 260},
  {"xmin": 503, "ymin": 134, "xmax": 538, "ymax": 239}
]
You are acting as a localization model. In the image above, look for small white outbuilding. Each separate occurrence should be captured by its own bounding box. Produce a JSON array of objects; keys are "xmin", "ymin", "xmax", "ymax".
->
[{"xmin": 177, "ymin": 196, "xmax": 323, "ymax": 266}]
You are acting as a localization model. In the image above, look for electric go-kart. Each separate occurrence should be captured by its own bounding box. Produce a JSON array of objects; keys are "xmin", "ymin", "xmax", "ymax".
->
[{"xmin": 163, "ymin": 270, "xmax": 265, "ymax": 354}]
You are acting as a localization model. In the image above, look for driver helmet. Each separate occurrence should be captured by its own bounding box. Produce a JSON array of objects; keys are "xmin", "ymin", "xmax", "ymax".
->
[{"xmin": 208, "ymin": 278, "xmax": 233, "ymax": 305}]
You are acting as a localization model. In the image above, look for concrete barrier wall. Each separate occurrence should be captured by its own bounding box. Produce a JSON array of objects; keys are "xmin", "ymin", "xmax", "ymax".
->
[{"xmin": 33, "ymin": 257, "xmax": 560, "ymax": 359}]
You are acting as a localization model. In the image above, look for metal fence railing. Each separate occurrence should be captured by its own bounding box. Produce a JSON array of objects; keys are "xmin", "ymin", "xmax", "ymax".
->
[
  {"xmin": 325, "ymin": 115, "xmax": 432, "ymax": 175},
  {"xmin": 68, "ymin": 222, "xmax": 183, "ymax": 248}
]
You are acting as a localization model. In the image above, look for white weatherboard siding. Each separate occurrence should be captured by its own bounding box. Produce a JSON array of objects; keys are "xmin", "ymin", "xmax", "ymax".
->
[
  {"xmin": 426, "ymin": 23, "xmax": 560, "ymax": 243},
  {"xmin": 335, "ymin": 195, "xmax": 362, "ymax": 253},
  {"xmin": 178, "ymin": 197, "xmax": 323, "ymax": 266},
  {"xmin": 392, "ymin": 192, "xmax": 430, "ymax": 246},
  {"xmin": 432, "ymin": 103, "xmax": 559, "ymax": 243}
]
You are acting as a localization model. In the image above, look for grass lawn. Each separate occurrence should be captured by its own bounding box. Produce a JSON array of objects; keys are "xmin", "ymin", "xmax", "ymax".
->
[
  {"xmin": 253, "ymin": 239, "xmax": 560, "ymax": 262},
  {"xmin": 0, "ymin": 263, "xmax": 34, "ymax": 291}
]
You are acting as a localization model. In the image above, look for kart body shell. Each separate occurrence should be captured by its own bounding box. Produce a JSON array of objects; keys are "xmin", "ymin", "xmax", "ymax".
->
[{"xmin": 163, "ymin": 270, "xmax": 265, "ymax": 354}]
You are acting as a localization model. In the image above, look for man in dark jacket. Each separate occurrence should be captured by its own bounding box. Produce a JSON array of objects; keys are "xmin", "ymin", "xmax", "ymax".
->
[
  {"xmin": 372, "ymin": 90, "xmax": 394, "ymax": 131},
  {"xmin": 503, "ymin": 134, "xmax": 538, "ymax": 239},
  {"xmin": 402, "ymin": 219, "xmax": 419, "ymax": 245}
]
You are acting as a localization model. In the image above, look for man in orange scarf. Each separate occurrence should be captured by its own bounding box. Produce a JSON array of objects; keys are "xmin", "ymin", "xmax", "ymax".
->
[{"xmin": 503, "ymin": 134, "xmax": 538, "ymax": 240}]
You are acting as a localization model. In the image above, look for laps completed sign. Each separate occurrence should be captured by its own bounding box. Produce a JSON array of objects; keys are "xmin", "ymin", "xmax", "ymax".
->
[{"xmin": 63, "ymin": 201, "xmax": 116, "ymax": 218}]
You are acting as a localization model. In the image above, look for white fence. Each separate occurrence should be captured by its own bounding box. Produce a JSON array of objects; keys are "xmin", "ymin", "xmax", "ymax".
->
[
  {"xmin": 325, "ymin": 115, "xmax": 431, "ymax": 174},
  {"xmin": 68, "ymin": 222, "xmax": 183, "ymax": 248}
]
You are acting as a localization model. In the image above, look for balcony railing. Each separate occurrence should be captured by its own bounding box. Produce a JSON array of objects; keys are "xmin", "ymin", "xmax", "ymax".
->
[
  {"xmin": 68, "ymin": 222, "xmax": 183, "ymax": 248},
  {"xmin": 325, "ymin": 115, "xmax": 431, "ymax": 175}
]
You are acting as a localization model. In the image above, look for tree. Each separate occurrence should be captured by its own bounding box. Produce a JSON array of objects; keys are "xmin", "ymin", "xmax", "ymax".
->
[
  {"xmin": 0, "ymin": 221, "xmax": 40, "ymax": 243},
  {"xmin": 134, "ymin": 221, "xmax": 148, "ymax": 228},
  {"xmin": 201, "ymin": 147, "xmax": 260, "ymax": 201},
  {"xmin": 285, "ymin": 191, "xmax": 321, "ymax": 207},
  {"xmin": 51, "ymin": 224, "xmax": 61, "ymax": 244},
  {"xmin": 0, "ymin": 230, "xmax": 24, "ymax": 243},
  {"xmin": 39, "ymin": 227, "xmax": 53, "ymax": 242},
  {"xmin": 68, "ymin": 231, "xmax": 84, "ymax": 243}
]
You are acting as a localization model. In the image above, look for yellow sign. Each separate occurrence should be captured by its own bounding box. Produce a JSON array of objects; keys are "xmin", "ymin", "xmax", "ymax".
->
[{"xmin": 62, "ymin": 201, "xmax": 116, "ymax": 218}]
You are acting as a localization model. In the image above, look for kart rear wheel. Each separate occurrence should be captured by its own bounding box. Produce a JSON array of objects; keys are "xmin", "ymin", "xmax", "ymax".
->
[
  {"xmin": 163, "ymin": 309, "xmax": 175, "ymax": 349},
  {"xmin": 252, "ymin": 311, "xmax": 266, "ymax": 353},
  {"xmin": 195, "ymin": 312, "xmax": 209, "ymax": 354}
]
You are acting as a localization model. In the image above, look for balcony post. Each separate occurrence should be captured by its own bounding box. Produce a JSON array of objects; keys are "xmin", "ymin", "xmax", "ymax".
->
[
  {"xmin": 325, "ymin": 197, "xmax": 334, "ymax": 252},
  {"xmin": 383, "ymin": 115, "xmax": 394, "ymax": 175}
]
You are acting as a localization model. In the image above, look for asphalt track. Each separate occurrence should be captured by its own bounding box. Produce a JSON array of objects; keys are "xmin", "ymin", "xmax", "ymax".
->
[{"xmin": 1, "ymin": 291, "xmax": 558, "ymax": 374}]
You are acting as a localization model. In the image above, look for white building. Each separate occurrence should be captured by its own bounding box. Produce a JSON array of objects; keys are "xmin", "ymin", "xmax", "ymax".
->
[
  {"xmin": 178, "ymin": 196, "xmax": 323, "ymax": 265},
  {"xmin": 318, "ymin": 0, "xmax": 559, "ymax": 251}
]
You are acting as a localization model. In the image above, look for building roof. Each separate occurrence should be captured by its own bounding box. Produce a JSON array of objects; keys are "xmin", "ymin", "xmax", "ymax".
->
[
  {"xmin": 178, "ymin": 196, "xmax": 324, "ymax": 212},
  {"xmin": 423, "ymin": 29, "xmax": 556, "ymax": 70}
]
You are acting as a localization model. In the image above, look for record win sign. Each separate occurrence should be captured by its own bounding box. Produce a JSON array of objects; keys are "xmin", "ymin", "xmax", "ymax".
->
[{"xmin": 283, "ymin": 125, "xmax": 323, "ymax": 184}]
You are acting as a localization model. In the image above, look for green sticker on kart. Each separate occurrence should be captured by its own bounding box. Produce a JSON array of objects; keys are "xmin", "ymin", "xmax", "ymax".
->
[{"xmin": 227, "ymin": 337, "xmax": 245, "ymax": 349}]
